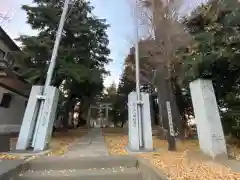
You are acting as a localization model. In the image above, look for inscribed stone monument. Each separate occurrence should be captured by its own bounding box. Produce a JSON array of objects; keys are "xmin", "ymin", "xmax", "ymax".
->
[
  {"xmin": 16, "ymin": 86, "xmax": 59, "ymax": 151},
  {"xmin": 127, "ymin": 91, "xmax": 153, "ymax": 152},
  {"xmin": 128, "ymin": 92, "xmax": 140, "ymax": 151},
  {"xmin": 190, "ymin": 79, "xmax": 227, "ymax": 159}
]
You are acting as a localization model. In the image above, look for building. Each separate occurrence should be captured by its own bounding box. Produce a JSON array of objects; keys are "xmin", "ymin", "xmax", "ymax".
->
[{"xmin": 0, "ymin": 26, "xmax": 31, "ymax": 134}]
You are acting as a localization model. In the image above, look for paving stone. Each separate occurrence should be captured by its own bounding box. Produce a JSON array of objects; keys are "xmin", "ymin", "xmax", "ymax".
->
[{"xmin": 63, "ymin": 128, "xmax": 109, "ymax": 158}]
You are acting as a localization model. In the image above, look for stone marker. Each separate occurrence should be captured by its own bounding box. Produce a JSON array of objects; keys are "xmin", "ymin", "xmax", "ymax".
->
[
  {"xmin": 141, "ymin": 92, "xmax": 154, "ymax": 150},
  {"xmin": 16, "ymin": 86, "xmax": 43, "ymax": 151},
  {"xmin": 128, "ymin": 92, "xmax": 140, "ymax": 151},
  {"xmin": 190, "ymin": 79, "xmax": 227, "ymax": 159},
  {"xmin": 16, "ymin": 86, "xmax": 59, "ymax": 151},
  {"xmin": 127, "ymin": 92, "xmax": 153, "ymax": 152},
  {"xmin": 33, "ymin": 86, "xmax": 59, "ymax": 151}
]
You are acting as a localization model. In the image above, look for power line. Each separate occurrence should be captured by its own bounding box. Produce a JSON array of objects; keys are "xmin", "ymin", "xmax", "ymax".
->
[{"xmin": 0, "ymin": 8, "xmax": 14, "ymax": 28}]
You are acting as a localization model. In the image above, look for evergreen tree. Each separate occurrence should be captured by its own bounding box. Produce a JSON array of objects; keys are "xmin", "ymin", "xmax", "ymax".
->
[
  {"xmin": 17, "ymin": 0, "xmax": 111, "ymax": 128},
  {"xmin": 18, "ymin": 0, "xmax": 110, "ymax": 86},
  {"xmin": 181, "ymin": 0, "xmax": 240, "ymax": 138}
]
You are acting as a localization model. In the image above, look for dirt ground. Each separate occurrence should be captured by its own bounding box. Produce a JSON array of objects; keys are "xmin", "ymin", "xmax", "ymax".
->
[{"xmin": 103, "ymin": 130, "xmax": 240, "ymax": 180}]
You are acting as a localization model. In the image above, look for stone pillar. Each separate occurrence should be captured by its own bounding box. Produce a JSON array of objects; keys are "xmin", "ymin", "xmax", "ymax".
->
[
  {"xmin": 127, "ymin": 92, "xmax": 153, "ymax": 152},
  {"xmin": 190, "ymin": 79, "xmax": 227, "ymax": 159},
  {"xmin": 142, "ymin": 93, "xmax": 153, "ymax": 150},
  {"xmin": 16, "ymin": 86, "xmax": 43, "ymax": 150},
  {"xmin": 128, "ymin": 92, "xmax": 140, "ymax": 151},
  {"xmin": 16, "ymin": 86, "xmax": 59, "ymax": 151},
  {"xmin": 34, "ymin": 86, "xmax": 59, "ymax": 151}
]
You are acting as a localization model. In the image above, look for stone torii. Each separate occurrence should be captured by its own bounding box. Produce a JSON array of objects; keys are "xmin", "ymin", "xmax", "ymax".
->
[{"xmin": 87, "ymin": 102, "xmax": 112, "ymax": 128}]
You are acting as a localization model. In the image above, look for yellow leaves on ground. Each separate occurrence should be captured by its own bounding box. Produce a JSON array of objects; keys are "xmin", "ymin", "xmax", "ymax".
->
[
  {"xmin": 0, "ymin": 154, "xmax": 24, "ymax": 160},
  {"xmin": 0, "ymin": 128, "xmax": 88, "ymax": 159},
  {"xmin": 0, "ymin": 138, "xmax": 23, "ymax": 160},
  {"xmin": 104, "ymin": 133, "xmax": 240, "ymax": 180},
  {"xmin": 47, "ymin": 128, "xmax": 88, "ymax": 156},
  {"xmin": 104, "ymin": 134, "xmax": 128, "ymax": 155},
  {"xmin": 139, "ymin": 151, "xmax": 240, "ymax": 180},
  {"xmin": 47, "ymin": 136, "xmax": 78, "ymax": 156}
]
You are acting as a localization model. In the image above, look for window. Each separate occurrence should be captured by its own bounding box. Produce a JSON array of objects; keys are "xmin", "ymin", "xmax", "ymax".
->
[
  {"xmin": 5, "ymin": 53, "xmax": 14, "ymax": 67},
  {"xmin": 0, "ymin": 93, "xmax": 12, "ymax": 108},
  {"xmin": 0, "ymin": 49, "xmax": 5, "ymax": 60}
]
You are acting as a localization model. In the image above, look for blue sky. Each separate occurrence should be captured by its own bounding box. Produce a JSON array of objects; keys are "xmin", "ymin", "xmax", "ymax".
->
[{"xmin": 0, "ymin": 0, "xmax": 205, "ymax": 87}]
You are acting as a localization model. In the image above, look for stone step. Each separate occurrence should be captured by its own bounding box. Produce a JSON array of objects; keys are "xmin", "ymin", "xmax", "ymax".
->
[
  {"xmin": 0, "ymin": 160, "xmax": 27, "ymax": 180},
  {"xmin": 28, "ymin": 156, "xmax": 138, "ymax": 171},
  {"xmin": 17, "ymin": 167, "xmax": 142, "ymax": 180}
]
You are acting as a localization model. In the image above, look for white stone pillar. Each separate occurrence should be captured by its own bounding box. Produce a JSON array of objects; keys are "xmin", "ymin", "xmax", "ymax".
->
[
  {"xmin": 190, "ymin": 79, "xmax": 227, "ymax": 159},
  {"xmin": 34, "ymin": 86, "xmax": 59, "ymax": 151},
  {"xmin": 128, "ymin": 92, "xmax": 153, "ymax": 152},
  {"xmin": 16, "ymin": 86, "xmax": 43, "ymax": 150},
  {"xmin": 141, "ymin": 92, "xmax": 153, "ymax": 150},
  {"xmin": 128, "ymin": 92, "xmax": 140, "ymax": 151}
]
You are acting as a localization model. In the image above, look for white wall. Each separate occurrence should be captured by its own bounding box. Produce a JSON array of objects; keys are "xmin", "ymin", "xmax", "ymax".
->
[{"xmin": 0, "ymin": 86, "xmax": 27, "ymax": 132}]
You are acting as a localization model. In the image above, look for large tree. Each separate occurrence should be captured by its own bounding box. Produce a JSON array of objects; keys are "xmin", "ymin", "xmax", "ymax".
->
[
  {"xmin": 123, "ymin": 0, "xmax": 192, "ymax": 150},
  {"xmin": 114, "ymin": 52, "xmax": 136, "ymax": 127},
  {"xmin": 17, "ymin": 0, "xmax": 111, "ymax": 128},
  {"xmin": 181, "ymin": 0, "xmax": 240, "ymax": 138}
]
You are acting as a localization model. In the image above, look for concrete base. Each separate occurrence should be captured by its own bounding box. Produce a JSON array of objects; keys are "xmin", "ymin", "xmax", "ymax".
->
[
  {"xmin": 138, "ymin": 158, "xmax": 167, "ymax": 180},
  {"xmin": 0, "ymin": 159, "xmax": 28, "ymax": 180},
  {"xmin": 6, "ymin": 149, "xmax": 51, "ymax": 157},
  {"xmin": 0, "ymin": 133, "xmax": 11, "ymax": 152},
  {"xmin": 125, "ymin": 146, "xmax": 156, "ymax": 155},
  {"xmin": 186, "ymin": 150, "xmax": 240, "ymax": 172}
]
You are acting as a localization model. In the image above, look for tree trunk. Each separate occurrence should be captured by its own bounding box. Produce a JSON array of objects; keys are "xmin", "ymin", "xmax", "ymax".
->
[
  {"xmin": 80, "ymin": 98, "xmax": 91, "ymax": 128},
  {"xmin": 160, "ymin": 79, "xmax": 177, "ymax": 151},
  {"xmin": 62, "ymin": 93, "xmax": 75, "ymax": 130},
  {"xmin": 121, "ymin": 121, "xmax": 124, "ymax": 128},
  {"xmin": 52, "ymin": 76, "xmax": 63, "ymax": 88},
  {"xmin": 151, "ymin": 95, "xmax": 159, "ymax": 125},
  {"xmin": 70, "ymin": 108, "xmax": 75, "ymax": 129},
  {"xmin": 155, "ymin": 65, "xmax": 177, "ymax": 151},
  {"xmin": 76, "ymin": 108, "xmax": 81, "ymax": 127},
  {"xmin": 156, "ymin": 90, "xmax": 163, "ymax": 127},
  {"xmin": 171, "ymin": 78, "xmax": 186, "ymax": 139},
  {"xmin": 86, "ymin": 107, "xmax": 91, "ymax": 128}
]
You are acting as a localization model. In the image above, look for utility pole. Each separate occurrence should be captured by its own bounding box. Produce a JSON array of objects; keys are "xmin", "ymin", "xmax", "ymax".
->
[
  {"xmin": 134, "ymin": 0, "xmax": 144, "ymax": 148},
  {"xmin": 127, "ymin": 0, "xmax": 154, "ymax": 152},
  {"xmin": 44, "ymin": 0, "xmax": 70, "ymax": 92},
  {"xmin": 32, "ymin": 0, "xmax": 71, "ymax": 147},
  {"xmin": 16, "ymin": 0, "xmax": 71, "ymax": 151}
]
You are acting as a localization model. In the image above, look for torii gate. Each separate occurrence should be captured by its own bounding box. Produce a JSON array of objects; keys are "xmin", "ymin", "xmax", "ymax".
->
[{"xmin": 87, "ymin": 102, "xmax": 112, "ymax": 128}]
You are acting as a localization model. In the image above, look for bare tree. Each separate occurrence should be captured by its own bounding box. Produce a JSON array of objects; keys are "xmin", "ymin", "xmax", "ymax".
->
[{"xmin": 128, "ymin": 0, "xmax": 194, "ymax": 150}]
